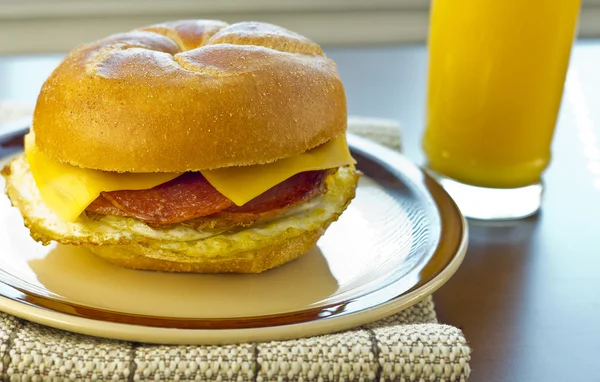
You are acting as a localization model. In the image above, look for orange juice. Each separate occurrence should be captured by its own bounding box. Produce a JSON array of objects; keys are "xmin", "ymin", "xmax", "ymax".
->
[{"xmin": 423, "ymin": 0, "xmax": 581, "ymax": 188}]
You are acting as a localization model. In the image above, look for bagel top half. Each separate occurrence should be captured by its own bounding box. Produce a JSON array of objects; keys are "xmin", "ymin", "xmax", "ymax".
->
[{"xmin": 32, "ymin": 20, "xmax": 347, "ymax": 172}]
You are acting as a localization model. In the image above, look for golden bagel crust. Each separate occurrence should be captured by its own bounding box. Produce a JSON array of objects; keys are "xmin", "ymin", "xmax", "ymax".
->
[
  {"xmin": 85, "ymin": 224, "xmax": 324, "ymax": 273},
  {"xmin": 33, "ymin": 20, "xmax": 347, "ymax": 172}
]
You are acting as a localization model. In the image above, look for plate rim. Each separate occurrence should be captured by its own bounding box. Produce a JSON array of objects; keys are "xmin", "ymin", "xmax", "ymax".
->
[{"xmin": 0, "ymin": 131, "xmax": 468, "ymax": 345}]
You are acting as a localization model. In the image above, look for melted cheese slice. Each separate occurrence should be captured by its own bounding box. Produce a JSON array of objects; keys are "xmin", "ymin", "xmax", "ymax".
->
[
  {"xmin": 24, "ymin": 133, "xmax": 181, "ymax": 222},
  {"xmin": 202, "ymin": 135, "xmax": 356, "ymax": 206},
  {"xmin": 25, "ymin": 133, "xmax": 355, "ymax": 221}
]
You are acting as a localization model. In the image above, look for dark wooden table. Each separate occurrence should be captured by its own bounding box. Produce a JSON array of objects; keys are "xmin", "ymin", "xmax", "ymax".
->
[{"xmin": 1, "ymin": 40, "xmax": 599, "ymax": 381}]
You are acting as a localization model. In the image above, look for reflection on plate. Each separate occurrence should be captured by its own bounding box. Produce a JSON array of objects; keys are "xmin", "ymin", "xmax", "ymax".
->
[{"xmin": 0, "ymin": 133, "xmax": 467, "ymax": 345}]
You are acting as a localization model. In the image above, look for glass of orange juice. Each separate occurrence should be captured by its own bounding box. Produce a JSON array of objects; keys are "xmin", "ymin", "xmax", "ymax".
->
[{"xmin": 423, "ymin": 0, "xmax": 581, "ymax": 219}]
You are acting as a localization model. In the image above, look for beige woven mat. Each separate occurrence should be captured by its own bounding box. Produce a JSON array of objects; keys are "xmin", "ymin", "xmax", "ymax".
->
[{"xmin": 0, "ymin": 102, "xmax": 471, "ymax": 381}]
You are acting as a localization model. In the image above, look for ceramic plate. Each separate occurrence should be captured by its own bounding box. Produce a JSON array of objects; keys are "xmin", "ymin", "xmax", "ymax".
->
[{"xmin": 0, "ymin": 130, "xmax": 467, "ymax": 345}]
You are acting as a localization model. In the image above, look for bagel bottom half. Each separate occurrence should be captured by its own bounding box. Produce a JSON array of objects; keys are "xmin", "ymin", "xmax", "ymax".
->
[
  {"xmin": 3, "ymin": 155, "xmax": 359, "ymax": 273},
  {"xmin": 85, "ymin": 226, "xmax": 325, "ymax": 273}
]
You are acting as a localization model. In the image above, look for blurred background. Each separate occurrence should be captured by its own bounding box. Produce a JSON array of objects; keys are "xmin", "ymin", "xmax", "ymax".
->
[
  {"xmin": 1, "ymin": 0, "xmax": 599, "ymax": 54},
  {"xmin": 1, "ymin": 0, "xmax": 599, "ymax": 163}
]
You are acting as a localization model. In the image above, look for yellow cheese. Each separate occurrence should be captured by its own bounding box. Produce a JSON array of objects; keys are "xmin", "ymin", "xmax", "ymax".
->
[
  {"xmin": 25, "ymin": 132, "xmax": 355, "ymax": 222},
  {"xmin": 202, "ymin": 134, "xmax": 356, "ymax": 206},
  {"xmin": 24, "ymin": 133, "xmax": 181, "ymax": 222}
]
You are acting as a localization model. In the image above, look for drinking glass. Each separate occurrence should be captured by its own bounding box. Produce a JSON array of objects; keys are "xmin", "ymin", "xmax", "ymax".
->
[{"xmin": 423, "ymin": 0, "xmax": 582, "ymax": 219}]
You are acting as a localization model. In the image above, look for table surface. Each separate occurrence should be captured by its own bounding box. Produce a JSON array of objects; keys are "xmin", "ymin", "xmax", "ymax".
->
[{"xmin": 1, "ymin": 40, "xmax": 600, "ymax": 381}]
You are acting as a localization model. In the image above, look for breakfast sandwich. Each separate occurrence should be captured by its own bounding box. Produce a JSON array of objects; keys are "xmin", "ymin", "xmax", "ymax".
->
[{"xmin": 1, "ymin": 19, "xmax": 359, "ymax": 273}]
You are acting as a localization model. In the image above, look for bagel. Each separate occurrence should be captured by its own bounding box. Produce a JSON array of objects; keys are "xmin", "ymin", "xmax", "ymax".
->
[
  {"xmin": 2, "ymin": 19, "xmax": 359, "ymax": 273},
  {"xmin": 33, "ymin": 20, "xmax": 347, "ymax": 172}
]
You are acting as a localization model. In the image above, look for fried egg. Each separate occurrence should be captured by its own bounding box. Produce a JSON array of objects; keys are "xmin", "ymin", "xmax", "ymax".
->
[{"xmin": 3, "ymin": 154, "xmax": 359, "ymax": 259}]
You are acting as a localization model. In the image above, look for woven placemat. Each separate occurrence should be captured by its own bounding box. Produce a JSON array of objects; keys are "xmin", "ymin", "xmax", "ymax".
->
[{"xmin": 0, "ymin": 102, "xmax": 471, "ymax": 381}]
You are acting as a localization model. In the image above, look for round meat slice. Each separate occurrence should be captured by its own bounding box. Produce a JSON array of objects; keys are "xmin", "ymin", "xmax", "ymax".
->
[
  {"xmin": 86, "ymin": 170, "xmax": 328, "ymax": 226},
  {"xmin": 98, "ymin": 173, "xmax": 234, "ymax": 224}
]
